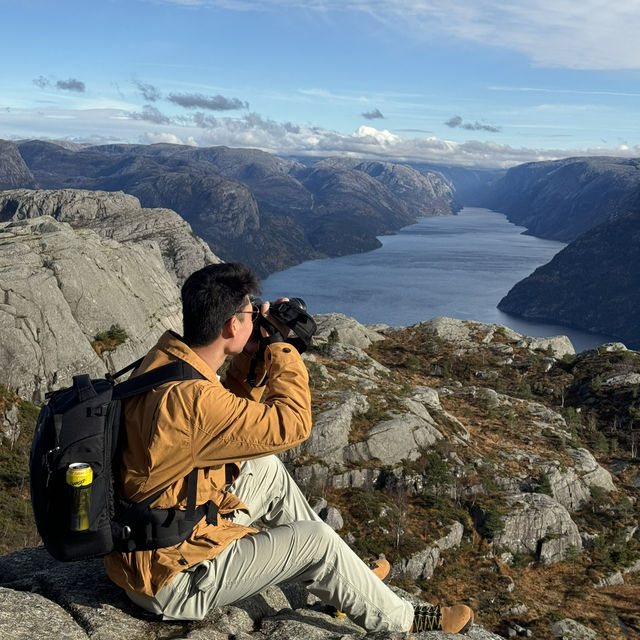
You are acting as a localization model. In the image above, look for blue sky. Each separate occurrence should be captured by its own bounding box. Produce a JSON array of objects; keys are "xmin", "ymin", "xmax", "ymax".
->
[{"xmin": 3, "ymin": 0, "xmax": 640, "ymax": 167}]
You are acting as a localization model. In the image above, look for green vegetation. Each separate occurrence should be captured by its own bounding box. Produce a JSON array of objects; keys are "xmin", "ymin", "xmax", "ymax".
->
[
  {"xmin": 91, "ymin": 323, "xmax": 128, "ymax": 357},
  {"xmin": 535, "ymin": 471, "xmax": 553, "ymax": 497},
  {"xmin": 476, "ymin": 502, "xmax": 506, "ymax": 540},
  {"xmin": 327, "ymin": 328, "xmax": 339, "ymax": 345},
  {"xmin": 349, "ymin": 400, "xmax": 389, "ymax": 443},
  {"xmin": 421, "ymin": 452, "xmax": 452, "ymax": 499},
  {"xmin": 0, "ymin": 385, "xmax": 39, "ymax": 553}
]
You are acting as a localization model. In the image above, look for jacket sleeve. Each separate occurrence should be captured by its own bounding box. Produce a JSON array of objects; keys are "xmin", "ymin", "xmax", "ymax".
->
[{"xmin": 191, "ymin": 343, "xmax": 312, "ymax": 466}]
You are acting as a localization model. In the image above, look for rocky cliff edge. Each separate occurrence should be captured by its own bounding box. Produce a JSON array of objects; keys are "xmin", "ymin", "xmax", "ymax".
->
[
  {"xmin": 0, "ymin": 215, "xmax": 183, "ymax": 402},
  {"xmin": 0, "ymin": 547, "xmax": 503, "ymax": 640}
]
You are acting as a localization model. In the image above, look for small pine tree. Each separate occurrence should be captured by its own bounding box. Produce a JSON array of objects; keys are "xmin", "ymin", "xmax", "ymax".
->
[
  {"xmin": 478, "ymin": 503, "xmax": 505, "ymax": 540},
  {"xmin": 422, "ymin": 452, "xmax": 452, "ymax": 499},
  {"xmin": 536, "ymin": 471, "xmax": 553, "ymax": 497},
  {"xmin": 327, "ymin": 328, "xmax": 339, "ymax": 344}
]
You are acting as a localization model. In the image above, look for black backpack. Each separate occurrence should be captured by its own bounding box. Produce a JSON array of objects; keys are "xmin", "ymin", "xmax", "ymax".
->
[{"xmin": 30, "ymin": 357, "xmax": 220, "ymax": 562}]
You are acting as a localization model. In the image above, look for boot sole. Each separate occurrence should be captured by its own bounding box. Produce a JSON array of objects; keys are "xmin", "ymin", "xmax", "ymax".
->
[{"xmin": 458, "ymin": 613, "xmax": 474, "ymax": 634}]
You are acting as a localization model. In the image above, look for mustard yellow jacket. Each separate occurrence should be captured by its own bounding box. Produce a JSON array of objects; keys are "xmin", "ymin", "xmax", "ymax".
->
[{"xmin": 104, "ymin": 330, "xmax": 311, "ymax": 596}]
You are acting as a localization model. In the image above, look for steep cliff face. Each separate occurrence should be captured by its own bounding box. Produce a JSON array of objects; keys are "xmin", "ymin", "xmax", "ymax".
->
[
  {"xmin": 498, "ymin": 209, "xmax": 640, "ymax": 349},
  {"xmin": 9, "ymin": 140, "xmax": 456, "ymax": 276},
  {"xmin": 0, "ymin": 216, "xmax": 182, "ymax": 401},
  {"xmin": 485, "ymin": 156, "xmax": 640, "ymax": 242},
  {"xmin": 354, "ymin": 161, "xmax": 454, "ymax": 216},
  {"xmin": 0, "ymin": 188, "xmax": 221, "ymax": 283},
  {"xmin": 295, "ymin": 165, "xmax": 416, "ymax": 255},
  {"xmin": 0, "ymin": 141, "xmax": 36, "ymax": 189}
]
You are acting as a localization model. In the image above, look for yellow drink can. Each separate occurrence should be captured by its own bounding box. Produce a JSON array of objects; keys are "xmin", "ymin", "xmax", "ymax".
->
[{"xmin": 66, "ymin": 463, "xmax": 93, "ymax": 531}]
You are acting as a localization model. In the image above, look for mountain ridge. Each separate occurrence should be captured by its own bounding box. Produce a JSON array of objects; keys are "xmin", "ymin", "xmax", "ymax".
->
[
  {"xmin": 483, "ymin": 156, "xmax": 640, "ymax": 242},
  {"xmin": 498, "ymin": 208, "xmax": 640, "ymax": 349},
  {"xmin": 4, "ymin": 140, "xmax": 457, "ymax": 277}
]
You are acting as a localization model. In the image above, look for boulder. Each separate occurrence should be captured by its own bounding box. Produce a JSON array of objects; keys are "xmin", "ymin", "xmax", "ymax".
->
[
  {"xmin": 419, "ymin": 317, "xmax": 492, "ymax": 347},
  {"xmin": 601, "ymin": 372, "xmax": 640, "ymax": 388},
  {"xmin": 396, "ymin": 545, "xmax": 440, "ymax": 581},
  {"xmin": 569, "ymin": 449, "xmax": 617, "ymax": 493},
  {"xmin": 1, "ymin": 403, "xmax": 20, "ymax": 446},
  {"xmin": 592, "ymin": 571, "xmax": 624, "ymax": 588},
  {"xmin": 312, "ymin": 499, "xmax": 328, "ymax": 514},
  {"xmin": 282, "ymin": 391, "xmax": 368, "ymax": 467},
  {"xmin": 418, "ymin": 317, "xmax": 534, "ymax": 349},
  {"xmin": 524, "ymin": 336, "xmax": 575, "ymax": 358},
  {"xmin": 491, "ymin": 493, "xmax": 582, "ymax": 564},
  {"xmin": 436, "ymin": 521, "xmax": 465, "ymax": 551},
  {"xmin": 549, "ymin": 618, "xmax": 597, "ymax": 640},
  {"xmin": 411, "ymin": 386, "xmax": 442, "ymax": 411},
  {"xmin": 290, "ymin": 463, "xmax": 330, "ymax": 493},
  {"xmin": 538, "ymin": 463, "xmax": 591, "ymax": 512},
  {"xmin": 330, "ymin": 468, "xmax": 382, "ymax": 490},
  {"xmin": 459, "ymin": 387, "xmax": 512, "ymax": 411},
  {"xmin": 318, "ymin": 506, "xmax": 344, "ymax": 531},
  {"xmin": 312, "ymin": 314, "xmax": 385, "ymax": 349},
  {"xmin": 396, "ymin": 523, "xmax": 464, "ymax": 580},
  {"xmin": 599, "ymin": 342, "xmax": 627, "ymax": 352},
  {"xmin": 344, "ymin": 414, "xmax": 443, "ymax": 466},
  {"xmin": 525, "ymin": 402, "xmax": 568, "ymax": 429}
]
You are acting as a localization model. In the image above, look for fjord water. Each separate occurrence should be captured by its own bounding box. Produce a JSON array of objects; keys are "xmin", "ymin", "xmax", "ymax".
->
[{"xmin": 261, "ymin": 207, "xmax": 615, "ymax": 353}]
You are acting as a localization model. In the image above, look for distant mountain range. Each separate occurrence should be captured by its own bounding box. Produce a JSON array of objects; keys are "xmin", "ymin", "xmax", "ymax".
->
[
  {"xmin": 0, "ymin": 140, "xmax": 456, "ymax": 277},
  {"xmin": 484, "ymin": 156, "xmax": 640, "ymax": 348},
  {"xmin": 498, "ymin": 208, "xmax": 640, "ymax": 349},
  {"xmin": 484, "ymin": 156, "xmax": 640, "ymax": 242},
  {"xmin": 3, "ymin": 140, "xmax": 640, "ymax": 347}
]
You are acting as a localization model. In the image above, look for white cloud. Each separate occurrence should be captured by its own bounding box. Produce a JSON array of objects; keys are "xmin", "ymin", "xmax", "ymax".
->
[
  {"xmin": 147, "ymin": 0, "xmax": 640, "ymax": 70},
  {"xmin": 353, "ymin": 125, "xmax": 399, "ymax": 144},
  {"xmin": 297, "ymin": 88, "xmax": 370, "ymax": 103},
  {"xmin": 490, "ymin": 86, "xmax": 640, "ymax": 98},
  {"xmin": 141, "ymin": 131, "xmax": 187, "ymax": 144},
  {"xmin": 383, "ymin": 1, "xmax": 640, "ymax": 69},
  {"xmin": 3, "ymin": 106, "xmax": 640, "ymax": 168}
]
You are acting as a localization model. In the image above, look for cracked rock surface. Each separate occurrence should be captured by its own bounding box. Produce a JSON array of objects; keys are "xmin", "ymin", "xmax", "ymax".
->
[
  {"xmin": 0, "ymin": 216, "xmax": 182, "ymax": 401},
  {"xmin": 0, "ymin": 548, "xmax": 504, "ymax": 640}
]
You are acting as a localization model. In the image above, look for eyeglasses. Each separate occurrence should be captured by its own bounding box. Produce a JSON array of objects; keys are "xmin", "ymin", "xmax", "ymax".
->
[{"xmin": 236, "ymin": 308, "xmax": 259, "ymax": 322}]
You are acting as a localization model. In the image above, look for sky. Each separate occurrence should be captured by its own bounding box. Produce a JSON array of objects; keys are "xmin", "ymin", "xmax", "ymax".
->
[{"xmin": 3, "ymin": 0, "xmax": 640, "ymax": 168}]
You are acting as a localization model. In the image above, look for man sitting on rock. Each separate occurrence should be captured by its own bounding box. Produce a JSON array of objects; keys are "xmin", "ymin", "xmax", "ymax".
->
[{"xmin": 105, "ymin": 262, "xmax": 473, "ymax": 634}]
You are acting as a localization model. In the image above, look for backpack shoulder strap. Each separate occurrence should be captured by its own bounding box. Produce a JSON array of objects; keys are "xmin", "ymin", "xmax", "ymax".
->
[
  {"xmin": 112, "ymin": 360, "xmax": 205, "ymax": 401},
  {"xmin": 107, "ymin": 357, "xmax": 144, "ymax": 384}
]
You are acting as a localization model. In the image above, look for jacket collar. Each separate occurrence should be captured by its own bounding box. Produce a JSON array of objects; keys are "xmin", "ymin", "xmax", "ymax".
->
[{"xmin": 149, "ymin": 330, "xmax": 219, "ymax": 383}]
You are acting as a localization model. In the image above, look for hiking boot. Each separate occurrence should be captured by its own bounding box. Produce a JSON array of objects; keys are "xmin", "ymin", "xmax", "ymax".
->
[
  {"xmin": 412, "ymin": 603, "xmax": 474, "ymax": 634},
  {"xmin": 369, "ymin": 557, "xmax": 391, "ymax": 583}
]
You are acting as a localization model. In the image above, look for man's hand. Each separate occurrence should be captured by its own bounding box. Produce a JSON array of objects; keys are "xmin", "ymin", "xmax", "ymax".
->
[
  {"xmin": 260, "ymin": 298, "xmax": 291, "ymax": 339},
  {"xmin": 243, "ymin": 298, "xmax": 290, "ymax": 355}
]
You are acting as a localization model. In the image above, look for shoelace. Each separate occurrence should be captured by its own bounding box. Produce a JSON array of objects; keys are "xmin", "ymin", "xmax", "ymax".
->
[{"xmin": 413, "ymin": 604, "xmax": 442, "ymax": 631}]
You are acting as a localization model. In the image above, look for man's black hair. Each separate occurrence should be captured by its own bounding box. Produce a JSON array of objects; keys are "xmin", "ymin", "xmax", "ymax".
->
[{"xmin": 181, "ymin": 262, "xmax": 260, "ymax": 347}]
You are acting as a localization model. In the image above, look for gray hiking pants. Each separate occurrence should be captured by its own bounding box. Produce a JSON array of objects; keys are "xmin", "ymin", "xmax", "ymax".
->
[{"xmin": 126, "ymin": 455, "xmax": 414, "ymax": 632}]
